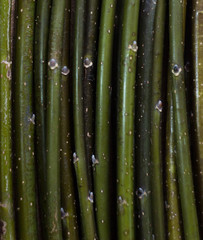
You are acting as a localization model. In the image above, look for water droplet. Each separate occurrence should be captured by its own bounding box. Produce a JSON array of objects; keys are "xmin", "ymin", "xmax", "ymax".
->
[
  {"xmin": 128, "ymin": 41, "xmax": 138, "ymax": 52},
  {"xmin": 48, "ymin": 58, "xmax": 58, "ymax": 70},
  {"xmin": 155, "ymin": 100, "xmax": 163, "ymax": 112},
  {"xmin": 107, "ymin": 29, "xmax": 111, "ymax": 34},
  {"xmin": 61, "ymin": 66, "xmax": 70, "ymax": 75},
  {"xmin": 136, "ymin": 188, "xmax": 147, "ymax": 199},
  {"xmin": 92, "ymin": 155, "xmax": 99, "ymax": 166},
  {"xmin": 61, "ymin": 208, "xmax": 69, "ymax": 219},
  {"xmin": 28, "ymin": 114, "xmax": 35, "ymax": 124},
  {"xmin": 84, "ymin": 58, "xmax": 93, "ymax": 68},
  {"xmin": 73, "ymin": 152, "xmax": 79, "ymax": 163},
  {"xmin": 172, "ymin": 64, "xmax": 182, "ymax": 76},
  {"xmin": 88, "ymin": 192, "xmax": 94, "ymax": 203}
]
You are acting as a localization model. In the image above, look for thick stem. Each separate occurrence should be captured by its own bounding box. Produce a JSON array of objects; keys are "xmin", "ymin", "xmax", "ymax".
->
[{"xmin": 13, "ymin": 0, "xmax": 38, "ymax": 239}]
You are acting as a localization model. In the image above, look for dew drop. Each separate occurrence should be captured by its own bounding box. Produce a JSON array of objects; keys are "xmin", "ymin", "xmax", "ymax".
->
[
  {"xmin": 92, "ymin": 155, "xmax": 99, "ymax": 166},
  {"xmin": 48, "ymin": 58, "xmax": 58, "ymax": 70},
  {"xmin": 61, "ymin": 66, "xmax": 70, "ymax": 75},
  {"xmin": 172, "ymin": 64, "xmax": 182, "ymax": 76},
  {"xmin": 88, "ymin": 191, "xmax": 94, "ymax": 203},
  {"xmin": 73, "ymin": 152, "xmax": 79, "ymax": 163},
  {"xmin": 155, "ymin": 100, "xmax": 163, "ymax": 112},
  {"xmin": 83, "ymin": 58, "xmax": 93, "ymax": 68},
  {"xmin": 136, "ymin": 188, "xmax": 146, "ymax": 199},
  {"xmin": 128, "ymin": 41, "xmax": 138, "ymax": 52}
]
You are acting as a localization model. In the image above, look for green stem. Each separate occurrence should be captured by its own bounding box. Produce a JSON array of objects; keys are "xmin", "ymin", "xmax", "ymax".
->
[
  {"xmin": 0, "ymin": 1, "xmax": 16, "ymax": 239},
  {"xmin": 150, "ymin": 0, "xmax": 166, "ymax": 239},
  {"xmin": 117, "ymin": 1, "xmax": 139, "ymax": 239},
  {"xmin": 135, "ymin": 1, "xmax": 157, "ymax": 239},
  {"xmin": 166, "ymin": 80, "xmax": 183, "ymax": 240},
  {"xmin": 13, "ymin": 0, "xmax": 38, "ymax": 239},
  {"xmin": 34, "ymin": 0, "xmax": 51, "ymax": 237},
  {"xmin": 83, "ymin": 0, "xmax": 100, "ymax": 187},
  {"xmin": 169, "ymin": 0, "xmax": 200, "ymax": 239},
  {"xmin": 72, "ymin": 0, "xmax": 97, "ymax": 239},
  {"xmin": 192, "ymin": 0, "xmax": 203, "ymax": 234},
  {"xmin": 60, "ymin": 2, "xmax": 79, "ymax": 239},
  {"xmin": 45, "ymin": 0, "xmax": 66, "ymax": 239},
  {"xmin": 94, "ymin": 1, "xmax": 117, "ymax": 239}
]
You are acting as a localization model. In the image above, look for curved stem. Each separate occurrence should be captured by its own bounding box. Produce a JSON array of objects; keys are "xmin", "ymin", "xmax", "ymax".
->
[
  {"xmin": 72, "ymin": 0, "xmax": 97, "ymax": 239},
  {"xmin": 169, "ymin": 0, "xmax": 200, "ymax": 239}
]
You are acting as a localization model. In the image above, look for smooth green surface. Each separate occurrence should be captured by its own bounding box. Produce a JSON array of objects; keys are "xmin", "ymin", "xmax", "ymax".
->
[
  {"xmin": 45, "ymin": 0, "xmax": 66, "ymax": 239},
  {"xmin": 13, "ymin": 1, "xmax": 38, "ymax": 239},
  {"xmin": 135, "ymin": 1, "xmax": 157, "ymax": 239},
  {"xmin": 83, "ymin": 0, "xmax": 100, "ymax": 185},
  {"xmin": 192, "ymin": 1, "xmax": 203, "ymax": 235},
  {"xmin": 73, "ymin": 0, "xmax": 97, "ymax": 239},
  {"xmin": 0, "ymin": 1, "xmax": 16, "ymax": 239},
  {"xmin": 150, "ymin": 0, "xmax": 166, "ymax": 239},
  {"xmin": 169, "ymin": 0, "xmax": 200, "ymax": 239},
  {"xmin": 117, "ymin": 1, "xmax": 139, "ymax": 239},
  {"xmin": 166, "ymin": 87, "xmax": 183, "ymax": 240},
  {"xmin": 60, "ymin": 2, "xmax": 79, "ymax": 240},
  {"xmin": 94, "ymin": 1, "xmax": 117, "ymax": 239},
  {"xmin": 34, "ymin": 0, "xmax": 51, "ymax": 238}
]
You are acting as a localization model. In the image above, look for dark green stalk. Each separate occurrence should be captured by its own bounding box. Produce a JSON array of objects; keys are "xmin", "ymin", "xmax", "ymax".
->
[
  {"xmin": 45, "ymin": 0, "xmax": 66, "ymax": 239},
  {"xmin": 34, "ymin": 0, "xmax": 51, "ymax": 236},
  {"xmin": 135, "ymin": 1, "xmax": 157, "ymax": 239},
  {"xmin": 83, "ymin": 0, "xmax": 100, "ymax": 187},
  {"xmin": 192, "ymin": 0, "xmax": 203, "ymax": 234},
  {"xmin": 169, "ymin": 0, "xmax": 200, "ymax": 239},
  {"xmin": 94, "ymin": 1, "xmax": 117, "ymax": 239},
  {"xmin": 60, "ymin": 2, "xmax": 79, "ymax": 240},
  {"xmin": 166, "ymin": 81, "xmax": 183, "ymax": 240},
  {"xmin": 13, "ymin": 0, "xmax": 38, "ymax": 239},
  {"xmin": 150, "ymin": 0, "xmax": 166, "ymax": 239},
  {"xmin": 73, "ymin": 0, "xmax": 97, "ymax": 239},
  {"xmin": 117, "ymin": 1, "xmax": 139, "ymax": 239},
  {"xmin": 0, "ymin": 1, "xmax": 16, "ymax": 239}
]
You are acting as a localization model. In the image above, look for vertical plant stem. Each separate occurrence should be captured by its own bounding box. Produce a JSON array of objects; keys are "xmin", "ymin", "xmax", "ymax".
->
[
  {"xmin": 45, "ymin": 0, "xmax": 66, "ymax": 239},
  {"xmin": 60, "ymin": 2, "xmax": 79, "ymax": 240},
  {"xmin": 94, "ymin": 0, "xmax": 117, "ymax": 239},
  {"xmin": 150, "ymin": 0, "xmax": 166, "ymax": 239},
  {"xmin": 83, "ymin": 0, "xmax": 100, "ymax": 187},
  {"xmin": 34, "ymin": 0, "xmax": 51, "ymax": 237},
  {"xmin": 192, "ymin": 0, "xmax": 203, "ymax": 235},
  {"xmin": 117, "ymin": 1, "xmax": 139, "ymax": 239},
  {"xmin": 169, "ymin": 0, "xmax": 200, "ymax": 239},
  {"xmin": 166, "ymin": 81, "xmax": 183, "ymax": 240},
  {"xmin": 72, "ymin": 0, "xmax": 97, "ymax": 239},
  {"xmin": 135, "ymin": 1, "xmax": 157, "ymax": 239},
  {"xmin": 0, "ymin": 0, "xmax": 16, "ymax": 239},
  {"xmin": 13, "ymin": 0, "xmax": 38, "ymax": 239}
]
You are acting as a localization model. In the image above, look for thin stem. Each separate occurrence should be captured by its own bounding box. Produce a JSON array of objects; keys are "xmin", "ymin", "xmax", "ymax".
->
[
  {"xmin": 45, "ymin": 0, "xmax": 66, "ymax": 238},
  {"xmin": 94, "ymin": 0, "xmax": 117, "ymax": 239},
  {"xmin": 72, "ymin": 0, "xmax": 97, "ymax": 239},
  {"xmin": 117, "ymin": 1, "xmax": 140, "ymax": 239},
  {"xmin": 0, "ymin": 0, "xmax": 16, "ymax": 239},
  {"xmin": 169, "ymin": 0, "xmax": 200, "ymax": 239}
]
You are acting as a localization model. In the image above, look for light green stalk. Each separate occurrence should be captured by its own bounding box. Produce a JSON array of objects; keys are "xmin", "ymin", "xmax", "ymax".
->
[
  {"xmin": 0, "ymin": 0, "xmax": 16, "ymax": 239},
  {"xmin": 94, "ymin": 1, "xmax": 117, "ymax": 239},
  {"xmin": 169, "ymin": 0, "xmax": 200, "ymax": 239},
  {"xmin": 117, "ymin": 1, "xmax": 140, "ymax": 239}
]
